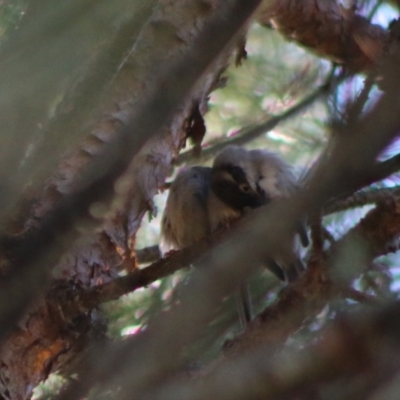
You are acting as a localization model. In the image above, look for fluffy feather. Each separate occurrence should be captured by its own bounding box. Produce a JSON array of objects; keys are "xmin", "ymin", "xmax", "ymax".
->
[
  {"xmin": 160, "ymin": 166, "xmax": 211, "ymax": 253},
  {"xmin": 159, "ymin": 148, "xmax": 307, "ymax": 327},
  {"xmin": 209, "ymin": 145, "xmax": 308, "ymax": 281}
]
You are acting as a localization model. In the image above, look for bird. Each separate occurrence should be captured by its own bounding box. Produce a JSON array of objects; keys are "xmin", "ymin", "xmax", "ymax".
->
[
  {"xmin": 160, "ymin": 166, "xmax": 212, "ymax": 254},
  {"xmin": 160, "ymin": 146, "xmax": 308, "ymax": 326},
  {"xmin": 208, "ymin": 145, "xmax": 308, "ymax": 282}
]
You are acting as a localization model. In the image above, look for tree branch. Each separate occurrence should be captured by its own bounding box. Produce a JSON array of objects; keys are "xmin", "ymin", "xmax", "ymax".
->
[
  {"xmin": 324, "ymin": 186, "xmax": 400, "ymax": 215},
  {"xmin": 0, "ymin": 0, "xmax": 263, "ymax": 344},
  {"xmin": 18, "ymin": 2, "xmax": 157, "ymax": 190},
  {"xmin": 223, "ymin": 196, "xmax": 400, "ymax": 357},
  {"xmin": 75, "ymin": 185, "xmax": 400, "ymax": 313},
  {"xmin": 143, "ymin": 300, "xmax": 400, "ymax": 400},
  {"xmin": 80, "ymin": 239, "xmax": 210, "ymax": 310},
  {"xmin": 136, "ymin": 245, "xmax": 161, "ymax": 264},
  {"xmin": 257, "ymin": 0, "xmax": 388, "ymax": 72},
  {"xmin": 177, "ymin": 73, "xmax": 339, "ymax": 165}
]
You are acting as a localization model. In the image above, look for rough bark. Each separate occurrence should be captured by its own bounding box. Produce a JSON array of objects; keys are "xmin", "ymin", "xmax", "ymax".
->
[
  {"xmin": 0, "ymin": 1, "xmax": 259, "ymax": 398},
  {"xmin": 257, "ymin": 0, "xmax": 388, "ymax": 72}
]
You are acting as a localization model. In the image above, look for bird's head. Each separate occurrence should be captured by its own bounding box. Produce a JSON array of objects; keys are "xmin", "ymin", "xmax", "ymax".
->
[{"xmin": 211, "ymin": 163, "xmax": 268, "ymax": 211}]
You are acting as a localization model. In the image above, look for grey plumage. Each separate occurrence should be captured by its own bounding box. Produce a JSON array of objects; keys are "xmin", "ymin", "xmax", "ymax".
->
[
  {"xmin": 160, "ymin": 145, "xmax": 308, "ymax": 269},
  {"xmin": 159, "ymin": 146, "xmax": 308, "ymax": 326},
  {"xmin": 160, "ymin": 163, "xmax": 254, "ymax": 327},
  {"xmin": 209, "ymin": 145, "xmax": 308, "ymax": 281},
  {"xmin": 209, "ymin": 145, "xmax": 299, "ymax": 226},
  {"xmin": 160, "ymin": 166, "xmax": 211, "ymax": 254}
]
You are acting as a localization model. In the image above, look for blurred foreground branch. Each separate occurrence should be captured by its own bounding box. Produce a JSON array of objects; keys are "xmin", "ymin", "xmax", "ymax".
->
[
  {"xmin": 146, "ymin": 300, "xmax": 400, "ymax": 400},
  {"xmin": 223, "ymin": 196, "xmax": 400, "ymax": 357},
  {"xmin": 53, "ymin": 50, "xmax": 400, "ymax": 399},
  {"xmin": 0, "ymin": 0, "xmax": 263, "ymax": 349}
]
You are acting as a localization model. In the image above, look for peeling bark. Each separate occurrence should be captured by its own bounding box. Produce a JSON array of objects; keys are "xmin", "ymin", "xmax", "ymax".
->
[
  {"xmin": 0, "ymin": 292, "xmax": 103, "ymax": 400},
  {"xmin": 0, "ymin": 1, "xmax": 259, "ymax": 398}
]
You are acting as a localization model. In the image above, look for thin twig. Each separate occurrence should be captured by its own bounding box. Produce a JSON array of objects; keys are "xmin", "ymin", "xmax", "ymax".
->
[
  {"xmin": 80, "ymin": 239, "xmax": 210, "ymax": 310},
  {"xmin": 346, "ymin": 73, "xmax": 376, "ymax": 123},
  {"xmin": 368, "ymin": 0, "xmax": 383, "ymax": 20},
  {"xmin": 322, "ymin": 226, "xmax": 336, "ymax": 244},
  {"xmin": 177, "ymin": 73, "xmax": 341, "ymax": 165},
  {"xmin": 368, "ymin": 153, "xmax": 400, "ymax": 183},
  {"xmin": 310, "ymin": 212, "xmax": 324, "ymax": 253},
  {"xmin": 341, "ymin": 286, "xmax": 380, "ymax": 305},
  {"xmin": 136, "ymin": 245, "xmax": 161, "ymax": 264},
  {"xmin": 324, "ymin": 186, "xmax": 400, "ymax": 215}
]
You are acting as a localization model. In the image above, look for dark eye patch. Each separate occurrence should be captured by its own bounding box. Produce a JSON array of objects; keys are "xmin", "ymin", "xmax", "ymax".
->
[
  {"xmin": 211, "ymin": 163, "xmax": 266, "ymax": 211},
  {"xmin": 223, "ymin": 164, "xmax": 248, "ymax": 185}
]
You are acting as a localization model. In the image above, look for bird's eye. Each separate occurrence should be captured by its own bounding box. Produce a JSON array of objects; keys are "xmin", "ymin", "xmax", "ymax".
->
[{"xmin": 240, "ymin": 183, "xmax": 251, "ymax": 193}]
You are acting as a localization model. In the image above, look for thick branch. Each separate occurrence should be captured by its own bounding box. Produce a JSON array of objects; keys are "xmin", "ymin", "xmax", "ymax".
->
[
  {"xmin": 18, "ymin": 2, "xmax": 157, "ymax": 190},
  {"xmin": 144, "ymin": 300, "xmax": 400, "ymax": 400},
  {"xmin": 257, "ymin": 0, "xmax": 388, "ymax": 72},
  {"xmin": 0, "ymin": 1, "xmax": 264, "ymax": 397},
  {"xmin": 369, "ymin": 153, "xmax": 400, "ymax": 183},
  {"xmin": 324, "ymin": 186, "xmax": 400, "ymax": 215},
  {"xmin": 0, "ymin": 0, "xmax": 263, "ymax": 356},
  {"xmin": 0, "ymin": 0, "xmax": 142, "ymax": 215}
]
